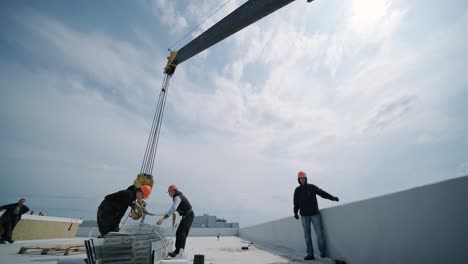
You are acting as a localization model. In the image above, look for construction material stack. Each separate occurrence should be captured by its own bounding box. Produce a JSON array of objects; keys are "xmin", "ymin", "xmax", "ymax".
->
[{"xmin": 85, "ymin": 223, "xmax": 172, "ymax": 264}]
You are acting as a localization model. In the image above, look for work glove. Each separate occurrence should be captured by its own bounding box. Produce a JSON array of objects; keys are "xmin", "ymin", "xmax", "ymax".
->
[
  {"xmin": 332, "ymin": 196, "xmax": 339, "ymax": 202},
  {"xmin": 294, "ymin": 214, "xmax": 299, "ymax": 220}
]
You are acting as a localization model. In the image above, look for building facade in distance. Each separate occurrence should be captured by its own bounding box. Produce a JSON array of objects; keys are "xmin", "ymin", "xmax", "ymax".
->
[{"xmin": 191, "ymin": 214, "xmax": 239, "ymax": 228}]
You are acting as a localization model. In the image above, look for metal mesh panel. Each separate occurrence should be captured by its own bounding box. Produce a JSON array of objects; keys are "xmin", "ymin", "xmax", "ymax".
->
[
  {"xmin": 95, "ymin": 235, "xmax": 134, "ymax": 264},
  {"xmin": 88, "ymin": 223, "xmax": 171, "ymax": 264}
]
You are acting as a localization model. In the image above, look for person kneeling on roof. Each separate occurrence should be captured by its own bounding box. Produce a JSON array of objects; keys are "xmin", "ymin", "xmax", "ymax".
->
[{"xmin": 157, "ymin": 184, "xmax": 194, "ymax": 258}]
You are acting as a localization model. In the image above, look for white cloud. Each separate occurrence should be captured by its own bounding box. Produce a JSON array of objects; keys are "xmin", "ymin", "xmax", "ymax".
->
[
  {"xmin": 459, "ymin": 163, "xmax": 468, "ymax": 176},
  {"xmin": 7, "ymin": 10, "xmax": 165, "ymax": 114},
  {"xmin": 0, "ymin": 66, "xmax": 149, "ymax": 194},
  {"xmin": 169, "ymin": 0, "xmax": 462, "ymax": 161},
  {"xmin": 363, "ymin": 95, "xmax": 417, "ymax": 132},
  {"xmin": 415, "ymin": 134, "xmax": 440, "ymax": 145},
  {"xmin": 148, "ymin": 0, "xmax": 188, "ymax": 33},
  {"xmin": 349, "ymin": 0, "xmax": 391, "ymax": 36},
  {"xmin": 223, "ymin": 60, "xmax": 244, "ymax": 81}
]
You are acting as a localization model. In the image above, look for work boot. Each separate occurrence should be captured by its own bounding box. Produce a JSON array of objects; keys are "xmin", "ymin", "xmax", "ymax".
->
[
  {"xmin": 304, "ymin": 255, "xmax": 315, "ymax": 260},
  {"xmin": 7, "ymin": 240, "xmax": 14, "ymax": 244},
  {"xmin": 168, "ymin": 252, "xmax": 177, "ymax": 258},
  {"xmin": 0, "ymin": 240, "xmax": 6, "ymax": 244}
]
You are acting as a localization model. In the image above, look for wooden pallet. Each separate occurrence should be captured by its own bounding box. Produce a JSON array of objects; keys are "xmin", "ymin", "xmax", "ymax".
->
[{"xmin": 18, "ymin": 244, "xmax": 85, "ymax": 255}]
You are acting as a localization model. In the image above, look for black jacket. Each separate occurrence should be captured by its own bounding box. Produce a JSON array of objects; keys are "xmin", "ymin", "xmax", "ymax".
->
[
  {"xmin": 0, "ymin": 203, "xmax": 30, "ymax": 223},
  {"xmin": 99, "ymin": 185, "xmax": 138, "ymax": 222},
  {"xmin": 294, "ymin": 179, "xmax": 335, "ymax": 216}
]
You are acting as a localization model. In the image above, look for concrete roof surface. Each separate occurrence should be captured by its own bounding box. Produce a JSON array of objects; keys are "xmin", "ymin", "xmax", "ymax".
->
[
  {"xmin": 0, "ymin": 238, "xmax": 86, "ymax": 264},
  {"xmin": 0, "ymin": 236, "xmax": 334, "ymax": 264}
]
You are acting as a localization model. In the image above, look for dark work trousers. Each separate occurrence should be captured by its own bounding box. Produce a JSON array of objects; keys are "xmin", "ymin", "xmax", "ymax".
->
[
  {"xmin": 175, "ymin": 210, "xmax": 194, "ymax": 254},
  {"xmin": 97, "ymin": 206, "xmax": 120, "ymax": 236},
  {"xmin": 0, "ymin": 219, "xmax": 14, "ymax": 242},
  {"xmin": 0, "ymin": 215, "xmax": 20, "ymax": 242}
]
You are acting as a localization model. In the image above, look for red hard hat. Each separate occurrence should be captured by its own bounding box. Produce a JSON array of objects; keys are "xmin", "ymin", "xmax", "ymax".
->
[
  {"xmin": 298, "ymin": 171, "xmax": 307, "ymax": 178},
  {"xmin": 168, "ymin": 184, "xmax": 177, "ymax": 193},
  {"xmin": 140, "ymin": 185, "xmax": 152, "ymax": 199}
]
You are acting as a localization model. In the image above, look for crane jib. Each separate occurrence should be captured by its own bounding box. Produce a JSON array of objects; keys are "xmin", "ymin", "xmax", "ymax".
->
[{"xmin": 173, "ymin": 0, "xmax": 296, "ymax": 66}]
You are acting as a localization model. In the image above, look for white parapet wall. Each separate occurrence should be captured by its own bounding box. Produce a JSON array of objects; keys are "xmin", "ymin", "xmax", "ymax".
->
[
  {"xmin": 11, "ymin": 214, "xmax": 83, "ymax": 240},
  {"xmin": 239, "ymin": 175, "xmax": 468, "ymax": 264}
]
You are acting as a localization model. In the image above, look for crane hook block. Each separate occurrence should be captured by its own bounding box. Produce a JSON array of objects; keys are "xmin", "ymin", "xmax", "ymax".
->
[
  {"xmin": 164, "ymin": 50, "xmax": 178, "ymax": 75},
  {"xmin": 134, "ymin": 173, "xmax": 154, "ymax": 188}
]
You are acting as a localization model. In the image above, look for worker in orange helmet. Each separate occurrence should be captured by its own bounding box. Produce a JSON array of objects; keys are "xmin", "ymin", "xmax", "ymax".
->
[
  {"xmin": 140, "ymin": 185, "xmax": 152, "ymax": 198},
  {"xmin": 157, "ymin": 184, "xmax": 194, "ymax": 258},
  {"xmin": 294, "ymin": 171, "xmax": 339, "ymax": 261},
  {"xmin": 97, "ymin": 184, "xmax": 152, "ymax": 237}
]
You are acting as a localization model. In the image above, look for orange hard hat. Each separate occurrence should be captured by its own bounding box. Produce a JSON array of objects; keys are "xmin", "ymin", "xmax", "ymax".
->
[
  {"xmin": 168, "ymin": 184, "xmax": 177, "ymax": 193},
  {"xmin": 140, "ymin": 185, "xmax": 152, "ymax": 199},
  {"xmin": 298, "ymin": 171, "xmax": 307, "ymax": 178}
]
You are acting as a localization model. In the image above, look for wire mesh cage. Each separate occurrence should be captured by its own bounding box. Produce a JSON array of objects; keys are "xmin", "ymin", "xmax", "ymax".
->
[{"xmin": 86, "ymin": 223, "xmax": 172, "ymax": 264}]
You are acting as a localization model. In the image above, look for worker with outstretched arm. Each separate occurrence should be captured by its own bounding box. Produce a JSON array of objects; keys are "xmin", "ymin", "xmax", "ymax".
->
[
  {"xmin": 294, "ymin": 171, "xmax": 339, "ymax": 261},
  {"xmin": 97, "ymin": 184, "xmax": 152, "ymax": 237},
  {"xmin": 0, "ymin": 198, "xmax": 29, "ymax": 244},
  {"xmin": 157, "ymin": 184, "xmax": 194, "ymax": 258}
]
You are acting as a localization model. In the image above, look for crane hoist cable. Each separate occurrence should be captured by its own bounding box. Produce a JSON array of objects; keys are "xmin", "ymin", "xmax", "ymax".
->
[
  {"xmin": 140, "ymin": 73, "xmax": 171, "ymax": 176},
  {"xmin": 139, "ymin": 1, "xmax": 234, "ymax": 176}
]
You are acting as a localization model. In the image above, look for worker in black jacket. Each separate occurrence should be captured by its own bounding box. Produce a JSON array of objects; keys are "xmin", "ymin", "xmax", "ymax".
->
[
  {"xmin": 294, "ymin": 171, "xmax": 339, "ymax": 261},
  {"xmin": 157, "ymin": 184, "xmax": 194, "ymax": 258},
  {"xmin": 97, "ymin": 185, "xmax": 151, "ymax": 236},
  {"xmin": 0, "ymin": 198, "xmax": 29, "ymax": 244}
]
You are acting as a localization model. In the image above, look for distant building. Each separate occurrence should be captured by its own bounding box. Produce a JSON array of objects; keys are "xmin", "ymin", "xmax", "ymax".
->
[{"xmin": 191, "ymin": 214, "xmax": 239, "ymax": 228}]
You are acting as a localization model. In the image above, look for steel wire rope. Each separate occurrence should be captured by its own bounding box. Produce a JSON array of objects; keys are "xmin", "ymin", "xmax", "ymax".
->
[
  {"xmin": 140, "ymin": 74, "xmax": 171, "ymax": 175},
  {"xmin": 147, "ymin": 76, "xmax": 170, "ymax": 174},
  {"xmin": 148, "ymin": 77, "xmax": 170, "ymax": 174},
  {"xmin": 141, "ymin": 83, "xmax": 164, "ymax": 173},
  {"xmin": 143, "ymin": 76, "xmax": 164, "ymax": 174}
]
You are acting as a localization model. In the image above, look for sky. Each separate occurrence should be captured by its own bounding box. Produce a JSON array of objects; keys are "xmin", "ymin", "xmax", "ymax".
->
[{"xmin": 0, "ymin": 0, "xmax": 466, "ymax": 227}]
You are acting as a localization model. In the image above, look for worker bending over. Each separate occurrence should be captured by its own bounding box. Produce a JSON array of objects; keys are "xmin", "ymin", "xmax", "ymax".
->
[{"xmin": 97, "ymin": 185, "xmax": 152, "ymax": 237}]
